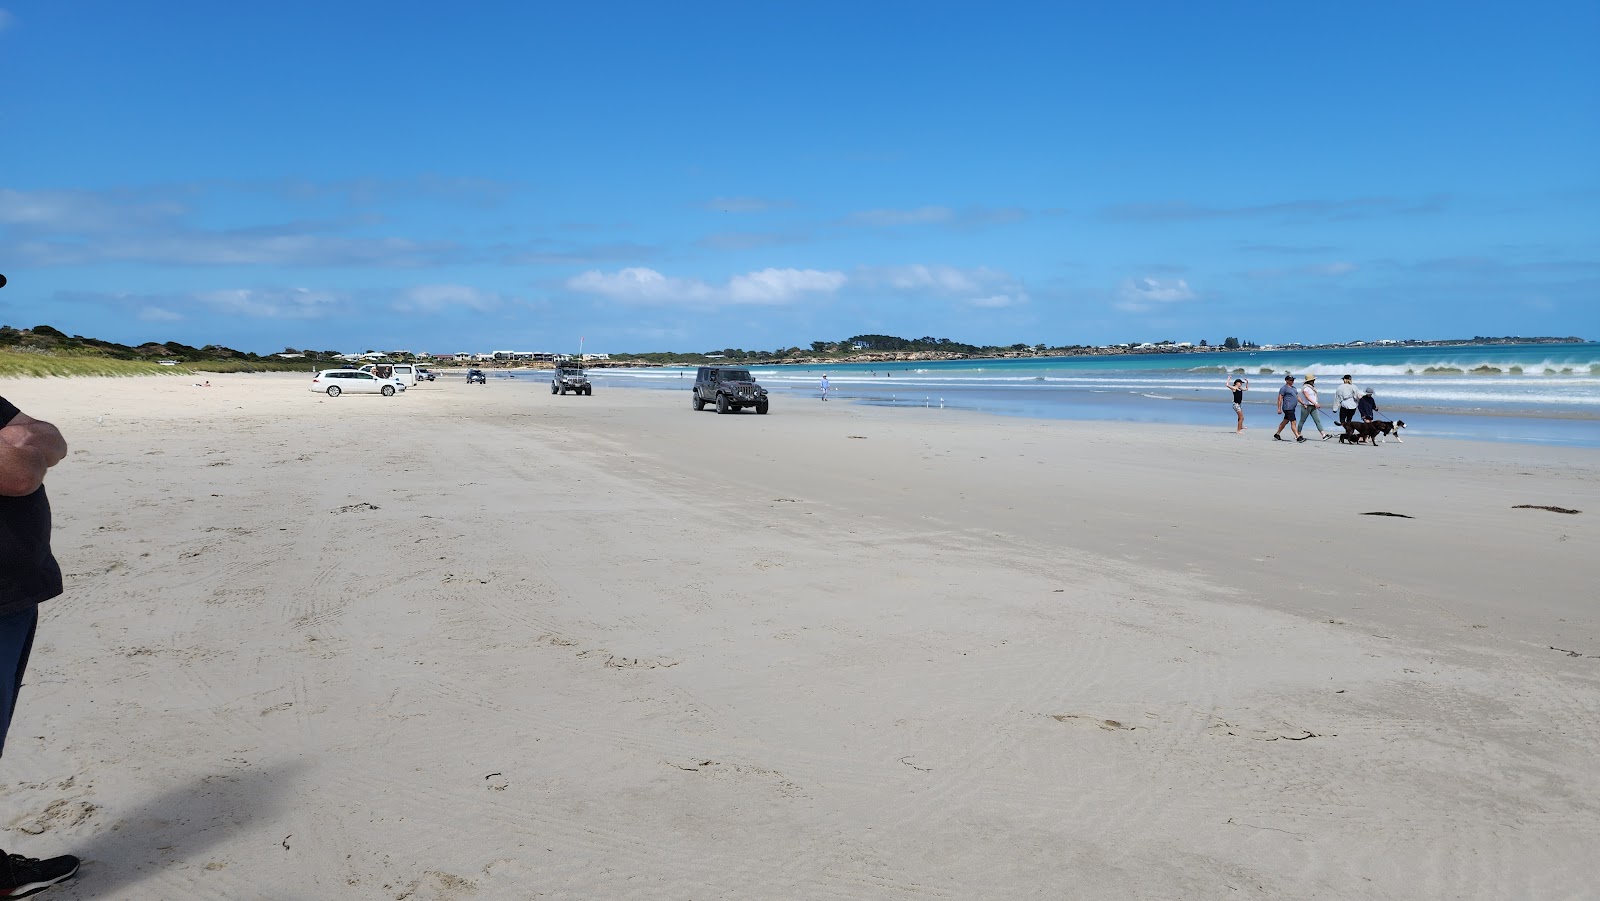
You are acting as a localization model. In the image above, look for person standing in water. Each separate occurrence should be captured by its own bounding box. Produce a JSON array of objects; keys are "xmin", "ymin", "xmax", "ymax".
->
[
  {"xmin": 819, "ymin": 374, "xmax": 830, "ymax": 401},
  {"xmin": 1226, "ymin": 377, "xmax": 1249, "ymax": 433}
]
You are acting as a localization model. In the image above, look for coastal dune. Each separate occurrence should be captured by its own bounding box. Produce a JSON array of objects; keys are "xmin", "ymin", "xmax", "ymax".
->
[{"xmin": 4, "ymin": 373, "xmax": 1597, "ymax": 899}]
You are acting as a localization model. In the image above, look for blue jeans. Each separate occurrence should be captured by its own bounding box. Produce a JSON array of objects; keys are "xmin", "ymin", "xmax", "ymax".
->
[
  {"xmin": 0, "ymin": 606, "xmax": 39, "ymax": 758},
  {"xmin": 1298, "ymin": 405, "xmax": 1325, "ymax": 433}
]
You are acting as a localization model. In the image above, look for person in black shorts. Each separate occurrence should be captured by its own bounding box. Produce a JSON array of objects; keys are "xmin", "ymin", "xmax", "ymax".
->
[
  {"xmin": 0, "ymin": 394, "xmax": 80, "ymax": 896},
  {"xmin": 1273, "ymin": 375, "xmax": 1304, "ymax": 442},
  {"xmin": 1226, "ymin": 377, "xmax": 1249, "ymax": 433}
]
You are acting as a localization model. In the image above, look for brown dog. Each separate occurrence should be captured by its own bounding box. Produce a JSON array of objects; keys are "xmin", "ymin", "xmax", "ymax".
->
[{"xmin": 1340, "ymin": 421, "xmax": 1379, "ymax": 445}]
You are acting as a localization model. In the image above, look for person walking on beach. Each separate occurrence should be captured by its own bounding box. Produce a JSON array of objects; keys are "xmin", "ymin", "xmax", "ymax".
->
[
  {"xmin": 1227, "ymin": 377, "xmax": 1249, "ymax": 433},
  {"xmin": 1357, "ymin": 388, "xmax": 1379, "ymax": 422},
  {"xmin": 0, "ymin": 395, "xmax": 81, "ymax": 896},
  {"xmin": 819, "ymin": 374, "xmax": 830, "ymax": 401},
  {"xmin": 1273, "ymin": 375, "xmax": 1304, "ymax": 442},
  {"xmin": 1335, "ymin": 374, "xmax": 1361, "ymax": 425},
  {"xmin": 1297, "ymin": 374, "xmax": 1332, "ymax": 440}
]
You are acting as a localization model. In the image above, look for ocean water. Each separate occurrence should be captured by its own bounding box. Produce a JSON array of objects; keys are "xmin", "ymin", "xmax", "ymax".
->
[{"xmin": 582, "ymin": 343, "xmax": 1600, "ymax": 448}]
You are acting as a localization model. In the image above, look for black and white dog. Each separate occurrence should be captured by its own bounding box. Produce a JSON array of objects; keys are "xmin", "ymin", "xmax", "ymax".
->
[{"xmin": 1339, "ymin": 419, "xmax": 1408, "ymax": 445}]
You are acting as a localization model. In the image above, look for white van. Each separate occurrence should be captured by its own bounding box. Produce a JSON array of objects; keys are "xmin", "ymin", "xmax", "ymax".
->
[
  {"xmin": 389, "ymin": 364, "xmax": 418, "ymax": 388},
  {"xmin": 360, "ymin": 363, "xmax": 416, "ymax": 388}
]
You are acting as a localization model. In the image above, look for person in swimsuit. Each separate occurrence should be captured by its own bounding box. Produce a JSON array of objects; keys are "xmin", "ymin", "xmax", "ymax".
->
[{"xmin": 1226, "ymin": 377, "xmax": 1249, "ymax": 433}]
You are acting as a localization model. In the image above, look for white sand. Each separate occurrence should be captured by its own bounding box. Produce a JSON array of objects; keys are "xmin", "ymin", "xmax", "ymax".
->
[{"xmin": 3, "ymin": 372, "xmax": 1598, "ymax": 899}]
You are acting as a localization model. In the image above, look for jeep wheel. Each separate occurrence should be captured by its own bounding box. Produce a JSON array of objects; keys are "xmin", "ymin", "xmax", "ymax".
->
[
  {"xmin": 551, "ymin": 383, "xmax": 559, "ymax": 395},
  {"xmin": 326, "ymin": 385, "xmax": 341, "ymax": 397},
  {"xmin": 381, "ymin": 385, "xmax": 396, "ymax": 397},
  {"xmin": 692, "ymin": 395, "xmax": 704, "ymax": 411},
  {"xmin": 755, "ymin": 400, "xmax": 769, "ymax": 414},
  {"xmin": 583, "ymin": 386, "xmax": 592, "ymax": 396},
  {"xmin": 716, "ymin": 394, "xmax": 729, "ymax": 414}
]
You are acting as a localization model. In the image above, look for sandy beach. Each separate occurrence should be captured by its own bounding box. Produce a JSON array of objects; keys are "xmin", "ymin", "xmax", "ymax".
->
[{"xmin": 2, "ymin": 372, "xmax": 1597, "ymax": 900}]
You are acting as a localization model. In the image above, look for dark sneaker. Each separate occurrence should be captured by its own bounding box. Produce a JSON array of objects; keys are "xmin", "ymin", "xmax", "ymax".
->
[
  {"xmin": 0, "ymin": 852, "xmax": 79, "ymax": 897},
  {"xmin": 1296, "ymin": 436, "xmax": 1307, "ymax": 443},
  {"xmin": 1272, "ymin": 434, "xmax": 1284, "ymax": 441}
]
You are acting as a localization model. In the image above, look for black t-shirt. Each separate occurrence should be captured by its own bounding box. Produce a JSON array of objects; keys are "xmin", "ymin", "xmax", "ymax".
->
[{"xmin": 0, "ymin": 397, "xmax": 63, "ymax": 614}]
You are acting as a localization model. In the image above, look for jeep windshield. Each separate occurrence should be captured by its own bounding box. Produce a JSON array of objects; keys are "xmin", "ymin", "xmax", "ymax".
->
[{"xmin": 719, "ymin": 370, "xmax": 754, "ymax": 382}]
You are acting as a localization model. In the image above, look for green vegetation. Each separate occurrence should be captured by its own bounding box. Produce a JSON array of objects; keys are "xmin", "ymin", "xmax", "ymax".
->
[
  {"xmin": 609, "ymin": 334, "xmax": 1092, "ymax": 365},
  {"xmin": 0, "ymin": 325, "xmax": 328, "ymax": 378},
  {"xmin": 0, "ymin": 352, "xmax": 184, "ymax": 378}
]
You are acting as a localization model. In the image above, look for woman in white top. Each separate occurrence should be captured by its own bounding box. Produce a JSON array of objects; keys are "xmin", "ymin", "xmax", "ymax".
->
[
  {"xmin": 1334, "ymin": 374, "xmax": 1361, "ymax": 425},
  {"xmin": 1297, "ymin": 374, "xmax": 1332, "ymax": 439}
]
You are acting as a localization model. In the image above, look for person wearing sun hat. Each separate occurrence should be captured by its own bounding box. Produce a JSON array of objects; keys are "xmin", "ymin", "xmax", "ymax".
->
[{"xmin": 1297, "ymin": 374, "xmax": 1332, "ymax": 440}]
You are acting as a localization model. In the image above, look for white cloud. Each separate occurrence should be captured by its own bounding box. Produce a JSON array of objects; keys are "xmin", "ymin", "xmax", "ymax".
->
[
  {"xmin": 845, "ymin": 206, "xmax": 955, "ymax": 227},
  {"xmin": 728, "ymin": 268, "xmax": 846, "ymax": 303},
  {"xmin": 1116, "ymin": 277, "xmax": 1197, "ymax": 312},
  {"xmin": 841, "ymin": 206, "xmax": 1027, "ymax": 229},
  {"xmin": 567, "ymin": 266, "xmax": 845, "ymax": 307},
  {"xmin": 0, "ymin": 187, "xmax": 186, "ymax": 232},
  {"xmin": 860, "ymin": 264, "xmax": 995, "ymax": 294},
  {"xmin": 137, "ymin": 306, "xmax": 183, "ymax": 322},
  {"xmin": 858, "ymin": 264, "xmax": 1029, "ymax": 307},
  {"xmin": 193, "ymin": 288, "xmax": 343, "ymax": 319},
  {"xmin": 969, "ymin": 294, "xmax": 1024, "ymax": 309},
  {"xmin": 396, "ymin": 284, "xmax": 504, "ymax": 314}
]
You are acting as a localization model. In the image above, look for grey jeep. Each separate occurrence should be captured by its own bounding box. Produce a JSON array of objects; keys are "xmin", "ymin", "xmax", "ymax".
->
[
  {"xmin": 692, "ymin": 366, "xmax": 769, "ymax": 414},
  {"xmin": 551, "ymin": 361, "xmax": 592, "ymax": 396}
]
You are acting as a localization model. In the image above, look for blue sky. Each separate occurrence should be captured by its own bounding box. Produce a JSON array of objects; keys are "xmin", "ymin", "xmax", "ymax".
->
[{"xmin": 1, "ymin": 2, "xmax": 1596, "ymax": 354}]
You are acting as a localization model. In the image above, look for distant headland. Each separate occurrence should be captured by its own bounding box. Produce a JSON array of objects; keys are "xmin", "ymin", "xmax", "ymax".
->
[{"xmin": 0, "ymin": 323, "xmax": 1588, "ymax": 375}]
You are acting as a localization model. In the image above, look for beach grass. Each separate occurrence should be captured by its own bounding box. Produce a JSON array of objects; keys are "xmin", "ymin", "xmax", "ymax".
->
[{"xmin": 0, "ymin": 351, "xmax": 312, "ymax": 378}]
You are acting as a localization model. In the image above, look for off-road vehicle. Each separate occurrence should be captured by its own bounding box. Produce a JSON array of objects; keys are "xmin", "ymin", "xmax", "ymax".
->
[
  {"xmin": 692, "ymin": 366, "xmax": 768, "ymax": 414},
  {"xmin": 551, "ymin": 361, "xmax": 592, "ymax": 396},
  {"xmin": 465, "ymin": 368, "xmax": 487, "ymax": 385}
]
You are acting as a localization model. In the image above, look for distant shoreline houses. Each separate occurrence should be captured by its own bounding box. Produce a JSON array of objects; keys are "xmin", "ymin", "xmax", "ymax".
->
[{"xmin": 448, "ymin": 351, "xmax": 612, "ymax": 363}]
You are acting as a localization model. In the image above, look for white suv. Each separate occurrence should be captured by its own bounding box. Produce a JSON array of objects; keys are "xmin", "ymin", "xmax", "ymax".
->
[{"xmin": 310, "ymin": 369, "xmax": 403, "ymax": 397}]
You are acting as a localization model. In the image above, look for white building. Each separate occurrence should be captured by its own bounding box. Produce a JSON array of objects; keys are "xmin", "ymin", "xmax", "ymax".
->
[{"xmin": 582, "ymin": 353, "xmax": 610, "ymax": 361}]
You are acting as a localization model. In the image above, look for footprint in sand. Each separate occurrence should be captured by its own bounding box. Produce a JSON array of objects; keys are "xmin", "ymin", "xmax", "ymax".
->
[{"xmin": 1050, "ymin": 714, "xmax": 1137, "ymax": 731}]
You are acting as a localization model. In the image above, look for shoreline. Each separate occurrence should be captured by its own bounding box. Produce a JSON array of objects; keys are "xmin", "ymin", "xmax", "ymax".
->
[{"xmin": 581, "ymin": 370, "xmax": 1600, "ymax": 449}]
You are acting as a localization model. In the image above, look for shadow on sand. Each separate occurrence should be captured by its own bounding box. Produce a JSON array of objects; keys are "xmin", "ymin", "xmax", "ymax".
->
[{"xmin": 45, "ymin": 759, "xmax": 304, "ymax": 899}]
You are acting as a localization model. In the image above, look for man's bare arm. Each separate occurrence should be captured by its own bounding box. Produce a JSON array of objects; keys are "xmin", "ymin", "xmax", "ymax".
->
[
  {"xmin": 0, "ymin": 413, "xmax": 67, "ymax": 467},
  {"xmin": 0, "ymin": 444, "xmax": 51, "ymax": 497},
  {"xmin": 0, "ymin": 412, "xmax": 67, "ymax": 496}
]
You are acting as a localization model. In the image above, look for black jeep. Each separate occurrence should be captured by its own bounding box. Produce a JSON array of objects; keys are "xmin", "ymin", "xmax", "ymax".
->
[
  {"xmin": 551, "ymin": 361, "xmax": 592, "ymax": 396},
  {"xmin": 465, "ymin": 368, "xmax": 487, "ymax": 385},
  {"xmin": 693, "ymin": 366, "xmax": 768, "ymax": 414}
]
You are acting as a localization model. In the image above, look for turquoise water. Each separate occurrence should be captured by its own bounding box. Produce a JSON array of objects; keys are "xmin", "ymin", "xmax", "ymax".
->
[{"xmin": 594, "ymin": 343, "xmax": 1600, "ymax": 447}]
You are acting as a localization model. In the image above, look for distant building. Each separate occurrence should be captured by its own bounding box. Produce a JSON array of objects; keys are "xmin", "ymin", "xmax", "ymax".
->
[{"xmin": 582, "ymin": 353, "xmax": 610, "ymax": 361}]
